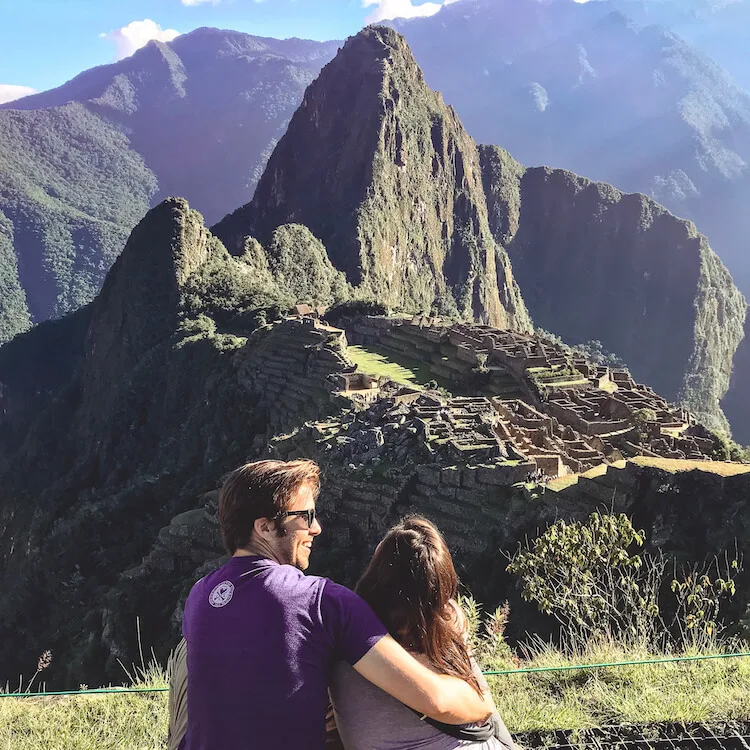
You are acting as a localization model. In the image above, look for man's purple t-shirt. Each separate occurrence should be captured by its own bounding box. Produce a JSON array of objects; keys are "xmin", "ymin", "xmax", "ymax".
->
[{"xmin": 181, "ymin": 555, "xmax": 388, "ymax": 750}]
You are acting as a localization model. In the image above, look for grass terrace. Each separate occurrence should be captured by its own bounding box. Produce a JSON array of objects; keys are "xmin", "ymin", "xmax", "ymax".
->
[
  {"xmin": 629, "ymin": 456, "xmax": 750, "ymax": 477},
  {"xmin": 486, "ymin": 640, "xmax": 750, "ymax": 733},
  {"xmin": 346, "ymin": 344, "xmax": 450, "ymax": 389}
]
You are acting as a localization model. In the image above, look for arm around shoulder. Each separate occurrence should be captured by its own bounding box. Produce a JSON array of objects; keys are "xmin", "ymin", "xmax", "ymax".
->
[{"xmin": 352, "ymin": 635, "xmax": 493, "ymax": 725}]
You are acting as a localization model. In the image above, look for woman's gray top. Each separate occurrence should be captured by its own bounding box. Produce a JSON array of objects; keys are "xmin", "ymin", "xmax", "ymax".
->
[{"xmin": 329, "ymin": 657, "xmax": 512, "ymax": 750}]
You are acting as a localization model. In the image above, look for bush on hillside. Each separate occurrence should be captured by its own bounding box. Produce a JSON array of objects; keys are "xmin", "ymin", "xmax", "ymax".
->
[
  {"xmin": 507, "ymin": 512, "xmax": 742, "ymax": 649},
  {"xmin": 711, "ymin": 430, "xmax": 750, "ymax": 463}
]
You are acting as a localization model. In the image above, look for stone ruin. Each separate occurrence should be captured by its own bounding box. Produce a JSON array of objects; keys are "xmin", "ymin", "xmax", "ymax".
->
[{"xmin": 317, "ymin": 314, "xmax": 719, "ymax": 482}]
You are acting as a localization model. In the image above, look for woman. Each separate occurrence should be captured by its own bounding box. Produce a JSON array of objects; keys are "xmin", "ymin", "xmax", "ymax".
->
[{"xmin": 329, "ymin": 516, "xmax": 516, "ymax": 750}]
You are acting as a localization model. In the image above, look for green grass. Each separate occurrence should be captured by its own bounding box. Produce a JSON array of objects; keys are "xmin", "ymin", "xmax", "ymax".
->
[
  {"xmin": 347, "ymin": 344, "xmax": 436, "ymax": 387},
  {"xmin": 486, "ymin": 640, "xmax": 750, "ymax": 733},
  {"xmin": 629, "ymin": 455, "xmax": 750, "ymax": 477},
  {"xmin": 3, "ymin": 643, "xmax": 749, "ymax": 746},
  {"xmin": 0, "ymin": 665, "xmax": 168, "ymax": 750}
]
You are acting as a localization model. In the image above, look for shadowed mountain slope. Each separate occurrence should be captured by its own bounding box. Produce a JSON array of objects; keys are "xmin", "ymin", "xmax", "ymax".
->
[
  {"xmin": 215, "ymin": 26, "xmax": 532, "ymax": 330},
  {"xmin": 0, "ymin": 196, "xmax": 348, "ymax": 685}
]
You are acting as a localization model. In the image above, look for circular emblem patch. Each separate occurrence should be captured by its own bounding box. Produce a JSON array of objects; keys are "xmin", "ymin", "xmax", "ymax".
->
[{"xmin": 208, "ymin": 580, "xmax": 235, "ymax": 608}]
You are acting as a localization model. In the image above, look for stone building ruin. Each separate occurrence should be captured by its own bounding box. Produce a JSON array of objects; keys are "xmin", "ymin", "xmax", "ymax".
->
[{"xmin": 321, "ymin": 314, "xmax": 718, "ymax": 481}]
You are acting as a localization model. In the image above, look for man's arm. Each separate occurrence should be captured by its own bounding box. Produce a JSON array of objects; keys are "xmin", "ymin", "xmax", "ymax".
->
[{"xmin": 352, "ymin": 634, "xmax": 493, "ymax": 725}]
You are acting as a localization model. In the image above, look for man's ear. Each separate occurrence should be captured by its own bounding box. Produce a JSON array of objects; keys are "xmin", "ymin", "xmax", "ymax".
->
[{"xmin": 253, "ymin": 516, "xmax": 274, "ymax": 538}]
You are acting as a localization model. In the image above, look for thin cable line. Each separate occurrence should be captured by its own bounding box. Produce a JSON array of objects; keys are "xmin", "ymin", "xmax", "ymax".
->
[{"xmin": 2, "ymin": 651, "xmax": 749, "ymax": 698}]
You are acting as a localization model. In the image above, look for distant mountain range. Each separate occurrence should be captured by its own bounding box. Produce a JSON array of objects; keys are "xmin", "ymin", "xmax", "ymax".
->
[
  {"xmin": 0, "ymin": 29, "xmax": 338, "ymax": 335},
  {"xmin": 1, "ymin": 3, "xmax": 750, "ymax": 434},
  {"xmin": 392, "ymin": 0, "xmax": 750, "ymax": 298},
  {"xmin": 599, "ymin": 0, "xmax": 750, "ymax": 90}
]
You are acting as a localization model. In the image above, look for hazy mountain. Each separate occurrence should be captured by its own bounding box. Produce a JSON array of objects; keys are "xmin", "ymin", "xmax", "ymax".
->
[
  {"xmin": 0, "ymin": 28, "xmax": 338, "ymax": 340},
  {"xmin": 393, "ymin": 0, "xmax": 750, "ymax": 299},
  {"xmin": 599, "ymin": 0, "xmax": 750, "ymax": 91}
]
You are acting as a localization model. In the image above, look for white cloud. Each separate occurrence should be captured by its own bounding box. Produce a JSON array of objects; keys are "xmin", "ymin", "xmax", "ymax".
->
[
  {"xmin": 0, "ymin": 84, "xmax": 37, "ymax": 105},
  {"xmin": 181, "ymin": 0, "xmax": 220, "ymax": 5},
  {"xmin": 363, "ymin": 0, "xmax": 445, "ymax": 23},
  {"xmin": 100, "ymin": 19, "xmax": 180, "ymax": 61}
]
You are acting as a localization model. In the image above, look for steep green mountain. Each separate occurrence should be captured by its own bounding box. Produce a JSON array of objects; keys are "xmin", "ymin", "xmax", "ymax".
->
[
  {"xmin": 0, "ymin": 197, "xmax": 347, "ymax": 685},
  {"xmin": 215, "ymin": 27, "xmax": 531, "ymax": 331},
  {"xmin": 0, "ymin": 103, "xmax": 155, "ymax": 330},
  {"xmin": 721, "ymin": 317, "xmax": 750, "ymax": 443},
  {"xmin": 0, "ymin": 210, "xmax": 31, "ymax": 341},
  {"xmin": 392, "ymin": 0, "xmax": 750, "ymax": 298},
  {"xmin": 0, "ymin": 28, "xmax": 338, "ymax": 340},
  {"xmin": 216, "ymin": 26, "xmax": 742, "ymax": 432},
  {"xmin": 480, "ymin": 145, "xmax": 746, "ymax": 432}
]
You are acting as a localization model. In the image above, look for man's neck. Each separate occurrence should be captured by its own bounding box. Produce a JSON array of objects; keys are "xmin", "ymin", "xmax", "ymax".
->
[{"xmin": 234, "ymin": 538, "xmax": 282, "ymax": 564}]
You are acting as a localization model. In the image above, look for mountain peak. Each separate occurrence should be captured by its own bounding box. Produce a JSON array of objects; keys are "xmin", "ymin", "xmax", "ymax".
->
[
  {"xmin": 85, "ymin": 198, "xmax": 210, "ymax": 371},
  {"xmin": 214, "ymin": 27, "xmax": 531, "ymax": 330}
]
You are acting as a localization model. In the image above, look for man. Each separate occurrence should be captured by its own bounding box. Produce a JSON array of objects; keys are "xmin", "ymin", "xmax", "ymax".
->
[{"xmin": 176, "ymin": 459, "xmax": 492, "ymax": 750}]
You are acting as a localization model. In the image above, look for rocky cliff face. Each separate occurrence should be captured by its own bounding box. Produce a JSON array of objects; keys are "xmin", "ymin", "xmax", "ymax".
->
[
  {"xmin": 215, "ymin": 26, "xmax": 531, "ymax": 331},
  {"xmin": 480, "ymin": 145, "xmax": 746, "ymax": 433},
  {"xmin": 722, "ymin": 315, "xmax": 750, "ymax": 444}
]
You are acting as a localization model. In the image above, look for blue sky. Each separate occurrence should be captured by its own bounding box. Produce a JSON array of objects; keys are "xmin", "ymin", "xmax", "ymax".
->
[{"xmin": 0, "ymin": 0, "xmax": 466, "ymax": 101}]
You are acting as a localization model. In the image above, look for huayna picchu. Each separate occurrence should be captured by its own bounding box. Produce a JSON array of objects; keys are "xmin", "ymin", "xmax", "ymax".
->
[{"xmin": 0, "ymin": 26, "xmax": 749, "ymax": 688}]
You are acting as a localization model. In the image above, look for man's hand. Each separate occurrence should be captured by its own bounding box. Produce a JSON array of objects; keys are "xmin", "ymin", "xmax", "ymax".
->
[{"xmin": 352, "ymin": 635, "xmax": 493, "ymax": 725}]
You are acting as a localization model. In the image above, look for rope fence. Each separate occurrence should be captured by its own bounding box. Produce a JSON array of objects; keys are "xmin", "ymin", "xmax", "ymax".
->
[{"xmin": 2, "ymin": 651, "xmax": 749, "ymax": 699}]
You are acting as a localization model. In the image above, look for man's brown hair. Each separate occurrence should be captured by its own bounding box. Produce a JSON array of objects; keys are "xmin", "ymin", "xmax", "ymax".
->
[{"xmin": 218, "ymin": 459, "xmax": 321, "ymax": 554}]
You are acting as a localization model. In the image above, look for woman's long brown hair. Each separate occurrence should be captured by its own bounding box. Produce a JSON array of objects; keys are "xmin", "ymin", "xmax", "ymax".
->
[{"xmin": 355, "ymin": 515, "xmax": 482, "ymax": 694}]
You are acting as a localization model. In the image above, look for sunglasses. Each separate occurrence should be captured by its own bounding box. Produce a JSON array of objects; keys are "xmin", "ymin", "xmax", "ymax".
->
[{"xmin": 274, "ymin": 508, "xmax": 317, "ymax": 529}]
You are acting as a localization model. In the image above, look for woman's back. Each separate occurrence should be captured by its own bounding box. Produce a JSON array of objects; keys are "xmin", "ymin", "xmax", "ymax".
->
[{"xmin": 330, "ymin": 661, "xmax": 505, "ymax": 750}]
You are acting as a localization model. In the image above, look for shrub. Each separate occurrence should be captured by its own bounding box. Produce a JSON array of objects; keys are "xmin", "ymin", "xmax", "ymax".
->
[{"xmin": 507, "ymin": 512, "xmax": 741, "ymax": 650}]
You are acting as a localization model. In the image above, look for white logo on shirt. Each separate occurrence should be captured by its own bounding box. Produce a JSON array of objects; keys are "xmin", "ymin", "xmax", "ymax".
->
[{"xmin": 208, "ymin": 580, "xmax": 235, "ymax": 608}]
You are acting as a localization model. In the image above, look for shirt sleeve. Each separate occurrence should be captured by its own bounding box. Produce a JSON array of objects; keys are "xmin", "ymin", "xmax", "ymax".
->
[{"xmin": 319, "ymin": 580, "xmax": 388, "ymax": 666}]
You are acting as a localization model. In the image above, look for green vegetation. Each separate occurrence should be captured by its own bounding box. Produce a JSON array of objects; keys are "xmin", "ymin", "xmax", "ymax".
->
[
  {"xmin": 3, "ymin": 513, "xmax": 748, "ymax": 746},
  {"xmin": 266, "ymin": 224, "xmax": 350, "ymax": 307},
  {"xmin": 487, "ymin": 639, "xmax": 750, "ymax": 732},
  {"xmin": 0, "ymin": 668, "xmax": 168, "ymax": 750},
  {"xmin": 0, "ymin": 29, "xmax": 339, "ymax": 334},
  {"xmin": 323, "ymin": 299, "xmax": 389, "ymax": 329},
  {"xmin": 710, "ymin": 430, "xmax": 750, "ymax": 463},
  {"xmin": 0, "ymin": 209, "xmax": 30, "ymax": 342},
  {"xmin": 181, "ymin": 224, "xmax": 350, "ymax": 330},
  {"xmin": 347, "ymin": 344, "xmax": 432, "ymax": 387},
  {"xmin": 0, "ymin": 103, "xmax": 157, "ymax": 325},
  {"xmin": 630, "ymin": 456, "xmax": 750, "ymax": 476},
  {"xmin": 507, "ymin": 512, "xmax": 741, "ymax": 647},
  {"xmin": 214, "ymin": 26, "xmax": 531, "ymax": 332},
  {"xmin": 473, "ymin": 512, "xmax": 750, "ymax": 730},
  {"xmin": 3, "ymin": 645, "xmax": 750, "ymax": 745}
]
